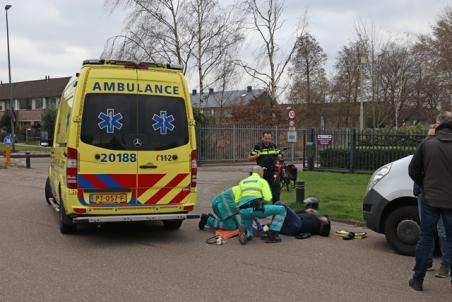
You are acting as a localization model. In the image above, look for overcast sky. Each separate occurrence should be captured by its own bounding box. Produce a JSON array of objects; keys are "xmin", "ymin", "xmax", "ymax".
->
[{"xmin": 0, "ymin": 0, "xmax": 449, "ymax": 90}]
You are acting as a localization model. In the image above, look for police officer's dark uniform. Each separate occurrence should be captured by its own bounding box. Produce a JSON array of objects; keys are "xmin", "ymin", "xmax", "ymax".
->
[{"xmin": 250, "ymin": 142, "xmax": 281, "ymax": 203}]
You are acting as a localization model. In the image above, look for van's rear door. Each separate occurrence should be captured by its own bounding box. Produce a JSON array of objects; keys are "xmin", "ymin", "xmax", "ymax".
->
[
  {"xmin": 134, "ymin": 72, "xmax": 191, "ymax": 206},
  {"xmin": 78, "ymin": 73, "xmax": 139, "ymax": 206}
]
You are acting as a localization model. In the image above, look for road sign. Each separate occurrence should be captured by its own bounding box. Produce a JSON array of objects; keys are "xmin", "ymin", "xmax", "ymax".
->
[
  {"xmin": 288, "ymin": 109, "xmax": 296, "ymax": 120},
  {"xmin": 289, "ymin": 120, "xmax": 295, "ymax": 127},
  {"xmin": 316, "ymin": 134, "xmax": 333, "ymax": 145},
  {"xmin": 288, "ymin": 129, "xmax": 297, "ymax": 143},
  {"xmin": 3, "ymin": 135, "xmax": 13, "ymax": 145}
]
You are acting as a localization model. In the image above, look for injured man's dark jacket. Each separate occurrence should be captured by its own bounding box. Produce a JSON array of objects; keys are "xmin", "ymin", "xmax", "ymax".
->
[{"xmin": 274, "ymin": 201, "xmax": 331, "ymax": 237}]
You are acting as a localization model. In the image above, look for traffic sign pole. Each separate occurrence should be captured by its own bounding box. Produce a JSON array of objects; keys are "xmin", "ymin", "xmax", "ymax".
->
[{"xmin": 287, "ymin": 108, "xmax": 297, "ymax": 161}]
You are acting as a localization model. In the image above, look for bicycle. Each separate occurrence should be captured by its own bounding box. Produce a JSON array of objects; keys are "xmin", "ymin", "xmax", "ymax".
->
[{"xmin": 276, "ymin": 147, "xmax": 296, "ymax": 192}]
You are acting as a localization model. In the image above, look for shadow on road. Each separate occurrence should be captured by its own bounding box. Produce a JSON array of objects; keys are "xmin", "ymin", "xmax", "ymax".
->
[{"xmin": 70, "ymin": 221, "xmax": 199, "ymax": 246}]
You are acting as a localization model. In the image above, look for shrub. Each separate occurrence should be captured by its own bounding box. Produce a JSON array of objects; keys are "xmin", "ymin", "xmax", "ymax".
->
[
  {"xmin": 319, "ymin": 147, "xmax": 416, "ymax": 171},
  {"xmin": 358, "ymin": 128, "xmax": 425, "ymax": 147}
]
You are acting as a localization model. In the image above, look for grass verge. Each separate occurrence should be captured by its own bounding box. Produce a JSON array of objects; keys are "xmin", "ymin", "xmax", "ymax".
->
[
  {"xmin": 280, "ymin": 171, "xmax": 371, "ymax": 223},
  {"xmin": 0, "ymin": 143, "xmax": 50, "ymax": 154}
]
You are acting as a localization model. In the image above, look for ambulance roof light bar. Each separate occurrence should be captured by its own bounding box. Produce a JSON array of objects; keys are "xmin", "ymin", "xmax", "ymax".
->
[
  {"xmin": 82, "ymin": 59, "xmax": 105, "ymax": 65},
  {"xmin": 109, "ymin": 59, "xmax": 137, "ymax": 67},
  {"xmin": 139, "ymin": 62, "xmax": 184, "ymax": 71},
  {"xmin": 82, "ymin": 59, "xmax": 184, "ymax": 71},
  {"xmin": 82, "ymin": 59, "xmax": 136, "ymax": 66},
  {"xmin": 166, "ymin": 63, "xmax": 184, "ymax": 71}
]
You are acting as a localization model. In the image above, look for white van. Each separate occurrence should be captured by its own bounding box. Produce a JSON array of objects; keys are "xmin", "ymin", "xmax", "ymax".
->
[{"xmin": 363, "ymin": 155, "xmax": 421, "ymax": 256}]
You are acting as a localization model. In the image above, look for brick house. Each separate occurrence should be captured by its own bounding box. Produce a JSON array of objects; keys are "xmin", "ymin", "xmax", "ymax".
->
[{"xmin": 0, "ymin": 76, "xmax": 70, "ymax": 137}]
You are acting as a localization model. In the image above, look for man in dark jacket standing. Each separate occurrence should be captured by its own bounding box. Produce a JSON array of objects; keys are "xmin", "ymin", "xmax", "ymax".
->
[{"xmin": 408, "ymin": 112, "xmax": 452, "ymax": 291}]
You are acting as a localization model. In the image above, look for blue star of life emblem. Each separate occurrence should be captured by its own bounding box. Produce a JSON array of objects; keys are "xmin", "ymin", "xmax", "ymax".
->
[
  {"xmin": 152, "ymin": 111, "xmax": 175, "ymax": 135},
  {"xmin": 98, "ymin": 108, "xmax": 123, "ymax": 134}
]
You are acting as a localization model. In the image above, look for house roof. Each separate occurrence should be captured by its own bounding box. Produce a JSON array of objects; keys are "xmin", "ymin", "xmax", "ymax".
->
[
  {"xmin": 190, "ymin": 88, "xmax": 266, "ymax": 108},
  {"xmin": 0, "ymin": 77, "xmax": 71, "ymax": 100}
]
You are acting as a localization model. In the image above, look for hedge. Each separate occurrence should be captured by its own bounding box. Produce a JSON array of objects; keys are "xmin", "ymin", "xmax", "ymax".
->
[{"xmin": 319, "ymin": 147, "xmax": 416, "ymax": 171}]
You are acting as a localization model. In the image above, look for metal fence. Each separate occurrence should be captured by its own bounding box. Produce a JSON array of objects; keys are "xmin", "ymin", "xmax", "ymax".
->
[
  {"xmin": 303, "ymin": 128, "xmax": 425, "ymax": 172},
  {"xmin": 196, "ymin": 125, "xmax": 306, "ymax": 163},
  {"xmin": 196, "ymin": 126, "xmax": 426, "ymax": 173}
]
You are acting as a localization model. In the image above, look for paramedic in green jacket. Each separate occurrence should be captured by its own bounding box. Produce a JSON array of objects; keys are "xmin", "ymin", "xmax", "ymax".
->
[
  {"xmin": 237, "ymin": 166, "xmax": 287, "ymax": 243},
  {"xmin": 198, "ymin": 186, "xmax": 242, "ymax": 231}
]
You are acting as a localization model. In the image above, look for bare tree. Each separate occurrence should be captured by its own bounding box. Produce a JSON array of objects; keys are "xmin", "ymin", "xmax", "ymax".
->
[
  {"xmin": 239, "ymin": 0, "xmax": 306, "ymax": 103},
  {"xmin": 210, "ymin": 54, "xmax": 241, "ymax": 123},
  {"xmin": 103, "ymin": 0, "xmax": 195, "ymax": 74},
  {"xmin": 354, "ymin": 22, "xmax": 383, "ymax": 128},
  {"xmin": 288, "ymin": 32, "xmax": 327, "ymax": 104},
  {"xmin": 330, "ymin": 41, "xmax": 367, "ymax": 126},
  {"xmin": 187, "ymin": 0, "xmax": 244, "ymax": 103},
  {"xmin": 430, "ymin": 6, "xmax": 452, "ymax": 109},
  {"xmin": 105, "ymin": 0, "xmax": 244, "ymax": 103},
  {"xmin": 409, "ymin": 36, "xmax": 445, "ymax": 123},
  {"xmin": 377, "ymin": 42, "xmax": 416, "ymax": 128}
]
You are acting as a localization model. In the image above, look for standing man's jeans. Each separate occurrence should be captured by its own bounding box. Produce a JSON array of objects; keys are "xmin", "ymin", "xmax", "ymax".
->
[
  {"xmin": 413, "ymin": 201, "xmax": 452, "ymax": 283},
  {"xmin": 437, "ymin": 218, "xmax": 450, "ymax": 268},
  {"xmin": 416, "ymin": 196, "xmax": 450, "ymax": 268}
]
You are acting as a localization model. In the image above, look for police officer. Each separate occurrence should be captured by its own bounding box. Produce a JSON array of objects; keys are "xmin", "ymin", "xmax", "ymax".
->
[
  {"xmin": 237, "ymin": 166, "xmax": 287, "ymax": 244},
  {"xmin": 249, "ymin": 131, "xmax": 281, "ymax": 203}
]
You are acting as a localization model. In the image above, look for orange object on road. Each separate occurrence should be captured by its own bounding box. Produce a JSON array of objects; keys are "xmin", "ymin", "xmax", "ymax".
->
[
  {"xmin": 5, "ymin": 144, "xmax": 11, "ymax": 165},
  {"xmin": 216, "ymin": 229, "xmax": 239, "ymax": 240}
]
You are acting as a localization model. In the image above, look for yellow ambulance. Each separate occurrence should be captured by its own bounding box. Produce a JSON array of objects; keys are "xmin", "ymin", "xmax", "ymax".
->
[{"xmin": 45, "ymin": 59, "xmax": 198, "ymax": 234}]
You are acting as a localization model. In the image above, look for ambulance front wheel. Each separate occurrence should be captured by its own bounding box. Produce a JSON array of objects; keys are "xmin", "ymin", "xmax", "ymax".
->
[
  {"xmin": 163, "ymin": 220, "xmax": 183, "ymax": 230},
  {"xmin": 59, "ymin": 202, "xmax": 77, "ymax": 234}
]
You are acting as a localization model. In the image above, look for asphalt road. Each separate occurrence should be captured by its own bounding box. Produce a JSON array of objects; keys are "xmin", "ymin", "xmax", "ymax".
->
[{"xmin": 0, "ymin": 158, "xmax": 450, "ymax": 301}]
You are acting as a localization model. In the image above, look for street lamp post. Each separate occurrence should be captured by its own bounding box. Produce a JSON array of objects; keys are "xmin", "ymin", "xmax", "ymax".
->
[{"xmin": 5, "ymin": 4, "xmax": 15, "ymax": 151}]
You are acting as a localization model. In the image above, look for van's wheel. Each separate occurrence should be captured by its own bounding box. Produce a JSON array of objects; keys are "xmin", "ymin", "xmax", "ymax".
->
[
  {"xmin": 59, "ymin": 202, "xmax": 76, "ymax": 234},
  {"xmin": 45, "ymin": 177, "xmax": 54, "ymax": 205},
  {"xmin": 163, "ymin": 220, "xmax": 183, "ymax": 230},
  {"xmin": 384, "ymin": 206, "xmax": 419, "ymax": 256}
]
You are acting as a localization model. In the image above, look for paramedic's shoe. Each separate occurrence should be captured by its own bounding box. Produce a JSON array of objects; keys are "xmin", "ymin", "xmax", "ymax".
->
[
  {"xmin": 260, "ymin": 232, "xmax": 269, "ymax": 240},
  {"xmin": 238, "ymin": 225, "xmax": 247, "ymax": 245},
  {"xmin": 264, "ymin": 231, "xmax": 282, "ymax": 243},
  {"xmin": 408, "ymin": 278, "xmax": 423, "ymax": 291},
  {"xmin": 435, "ymin": 265, "xmax": 450, "ymax": 278},
  {"xmin": 198, "ymin": 214, "xmax": 208, "ymax": 230}
]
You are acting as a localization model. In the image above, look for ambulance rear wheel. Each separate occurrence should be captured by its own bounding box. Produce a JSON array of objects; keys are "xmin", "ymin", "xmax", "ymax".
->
[
  {"xmin": 45, "ymin": 177, "xmax": 54, "ymax": 205},
  {"xmin": 163, "ymin": 220, "xmax": 183, "ymax": 230},
  {"xmin": 59, "ymin": 202, "xmax": 76, "ymax": 234}
]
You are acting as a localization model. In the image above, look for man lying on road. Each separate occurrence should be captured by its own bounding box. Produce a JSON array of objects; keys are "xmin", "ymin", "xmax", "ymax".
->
[
  {"xmin": 199, "ymin": 166, "xmax": 287, "ymax": 244},
  {"xmin": 275, "ymin": 201, "xmax": 331, "ymax": 238}
]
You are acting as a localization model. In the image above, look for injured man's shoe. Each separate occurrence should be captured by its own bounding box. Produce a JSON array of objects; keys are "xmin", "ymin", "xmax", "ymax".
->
[{"xmin": 264, "ymin": 230, "xmax": 282, "ymax": 243}]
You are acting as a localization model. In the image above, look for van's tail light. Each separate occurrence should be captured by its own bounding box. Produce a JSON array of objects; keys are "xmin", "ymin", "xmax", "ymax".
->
[
  {"xmin": 191, "ymin": 150, "xmax": 197, "ymax": 188},
  {"xmin": 66, "ymin": 148, "xmax": 78, "ymax": 189}
]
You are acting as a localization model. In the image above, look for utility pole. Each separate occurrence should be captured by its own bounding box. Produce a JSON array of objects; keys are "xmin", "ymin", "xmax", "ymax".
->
[{"xmin": 5, "ymin": 4, "xmax": 15, "ymax": 151}]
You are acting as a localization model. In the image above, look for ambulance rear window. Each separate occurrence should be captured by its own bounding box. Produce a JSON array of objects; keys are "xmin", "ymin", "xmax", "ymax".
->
[
  {"xmin": 138, "ymin": 95, "xmax": 189, "ymax": 150},
  {"xmin": 80, "ymin": 93, "xmax": 188, "ymax": 150},
  {"xmin": 81, "ymin": 94, "xmax": 137, "ymax": 150}
]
